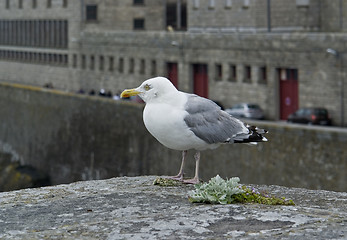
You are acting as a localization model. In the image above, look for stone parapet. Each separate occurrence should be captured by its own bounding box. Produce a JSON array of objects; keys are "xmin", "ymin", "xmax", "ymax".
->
[
  {"xmin": 0, "ymin": 176, "xmax": 346, "ymax": 239},
  {"xmin": 0, "ymin": 82, "xmax": 346, "ymax": 192}
]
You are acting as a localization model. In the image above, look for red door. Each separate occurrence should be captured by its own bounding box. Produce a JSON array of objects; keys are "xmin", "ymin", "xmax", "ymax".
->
[
  {"xmin": 279, "ymin": 69, "xmax": 299, "ymax": 120},
  {"xmin": 167, "ymin": 62, "xmax": 178, "ymax": 88},
  {"xmin": 193, "ymin": 64, "xmax": 208, "ymax": 98}
]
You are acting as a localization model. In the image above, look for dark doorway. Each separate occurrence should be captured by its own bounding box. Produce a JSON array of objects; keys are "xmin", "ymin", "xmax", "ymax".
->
[
  {"xmin": 167, "ymin": 62, "xmax": 178, "ymax": 88},
  {"xmin": 193, "ymin": 64, "xmax": 208, "ymax": 98},
  {"xmin": 278, "ymin": 68, "xmax": 299, "ymax": 120}
]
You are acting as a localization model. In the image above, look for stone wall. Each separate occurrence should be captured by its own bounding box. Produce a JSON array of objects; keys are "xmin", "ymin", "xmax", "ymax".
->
[
  {"xmin": 83, "ymin": 0, "xmax": 165, "ymax": 31},
  {"xmin": 187, "ymin": 0, "xmax": 321, "ymax": 32},
  {"xmin": 321, "ymin": 0, "xmax": 347, "ymax": 32},
  {"xmin": 0, "ymin": 82, "xmax": 346, "ymax": 191},
  {"xmin": 187, "ymin": 0, "xmax": 347, "ymax": 32}
]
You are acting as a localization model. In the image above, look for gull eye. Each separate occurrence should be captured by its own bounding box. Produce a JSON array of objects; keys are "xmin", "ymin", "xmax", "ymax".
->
[{"xmin": 144, "ymin": 84, "xmax": 151, "ymax": 91}]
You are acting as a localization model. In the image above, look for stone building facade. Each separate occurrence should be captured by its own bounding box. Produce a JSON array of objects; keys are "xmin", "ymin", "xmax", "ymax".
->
[{"xmin": 0, "ymin": 0, "xmax": 346, "ymax": 125}]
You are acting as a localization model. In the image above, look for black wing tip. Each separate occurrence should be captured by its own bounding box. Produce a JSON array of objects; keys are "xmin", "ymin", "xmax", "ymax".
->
[{"xmin": 234, "ymin": 125, "xmax": 268, "ymax": 144}]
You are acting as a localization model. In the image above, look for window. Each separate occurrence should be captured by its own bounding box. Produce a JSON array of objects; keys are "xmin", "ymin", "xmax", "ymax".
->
[
  {"xmin": 243, "ymin": 0, "xmax": 250, "ymax": 8},
  {"xmin": 133, "ymin": 0, "xmax": 144, "ymax": 5},
  {"xmin": 244, "ymin": 65, "xmax": 251, "ymax": 83},
  {"xmin": 140, "ymin": 59, "xmax": 145, "ymax": 74},
  {"xmin": 228, "ymin": 64, "xmax": 237, "ymax": 82},
  {"xmin": 33, "ymin": 52, "xmax": 38, "ymax": 62},
  {"xmin": 41, "ymin": 53, "xmax": 45, "ymax": 62},
  {"xmin": 133, "ymin": 18, "xmax": 145, "ymax": 30},
  {"xmin": 109, "ymin": 56, "xmax": 114, "ymax": 71},
  {"xmin": 48, "ymin": 53, "xmax": 53, "ymax": 63},
  {"xmin": 259, "ymin": 66, "xmax": 267, "ymax": 84},
  {"xmin": 129, "ymin": 58, "xmax": 134, "ymax": 73},
  {"xmin": 208, "ymin": 0, "xmax": 215, "ymax": 9},
  {"xmin": 63, "ymin": 55, "xmax": 68, "ymax": 65},
  {"xmin": 53, "ymin": 54, "xmax": 58, "ymax": 64},
  {"xmin": 99, "ymin": 55, "xmax": 104, "ymax": 71},
  {"xmin": 0, "ymin": 19, "xmax": 68, "ymax": 49},
  {"xmin": 72, "ymin": 54, "xmax": 77, "ymax": 68},
  {"xmin": 18, "ymin": 0, "xmax": 23, "ymax": 8},
  {"xmin": 37, "ymin": 53, "xmax": 42, "ymax": 62},
  {"xmin": 118, "ymin": 57, "xmax": 124, "ymax": 73},
  {"xmin": 166, "ymin": 1, "xmax": 187, "ymax": 31},
  {"xmin": 58, "ymin": 54, "xmax": 63, "ymax": 64},
  {"xmin": 151, "ymin": 60, "xmax": 157, "ymax": 75},
  {"xmin": 6, "ymin": 0, "xmax": 10, "ymax": 9},
  {"xmin": 90, "ymin": 55, "xmax": 95, "ymax": 70},
  {"xmin": 296, "ymin": 0, "xmax": 309, "ymax": 7},
  {"xmin": 42, "ymin": 53, "xmax": 47, "ymax": 62},
  {"xmin": 32, "ymin": 0, "xmax": 37, "ymax": 8},
  {"xmin": 81, "ymin": 55, "xmax": 86, "ymax": 69},
  {"xmin": 193, "ymin": 0, "xmax": 199, "ymax": 9},
  {"xmin": 47, "ymin": 0, "xmax": 51, "ymax": 8},
  {"xmin": 86, "ymin": 5, "xmax": 97, "ymax": 21},
  {"xmin": 62, "ymin": 0, "xmax": 67, "ymax": 8},
  {"xmin": 215, "ymin": 64, "xmax": 222, "ymax": 81},
  {"xmin": 225, "ymin": 0, "xmax": 232, "ymax": 9}
]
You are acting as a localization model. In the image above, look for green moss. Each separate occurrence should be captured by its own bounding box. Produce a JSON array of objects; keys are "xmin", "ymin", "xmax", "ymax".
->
[
  {"xmin": 230, "ymin": 185, "xmax": 295, "ymax": 205},
  {"xmin": 153, "ymin": 177, "xmax": 182, "ymax": 187}
]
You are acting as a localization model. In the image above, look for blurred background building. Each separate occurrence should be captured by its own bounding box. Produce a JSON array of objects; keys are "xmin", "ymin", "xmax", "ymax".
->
[{"xmin": 0, "ymin": 0, "xmax": 346, "ymax": 125}]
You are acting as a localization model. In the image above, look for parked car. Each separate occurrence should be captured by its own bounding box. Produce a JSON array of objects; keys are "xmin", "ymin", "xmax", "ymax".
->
[
  {"xmin": 287, "ymin": 107, "xmax": 332, "ymax": 126},
  {"xmin": 225, "ymin": 103, "xmax": 265, "ymax": 120}
]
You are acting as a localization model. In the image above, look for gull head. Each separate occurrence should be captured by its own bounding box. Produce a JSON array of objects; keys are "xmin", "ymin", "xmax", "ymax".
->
[{"xmin": 120, "ymin": 77, "xmax": 177, "ymax": 103}]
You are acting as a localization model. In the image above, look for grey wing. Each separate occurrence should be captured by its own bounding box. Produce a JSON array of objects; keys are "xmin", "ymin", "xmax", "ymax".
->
[{"xmin": 183, "ymin": 94, "xmax": 248, "ymax": 144}]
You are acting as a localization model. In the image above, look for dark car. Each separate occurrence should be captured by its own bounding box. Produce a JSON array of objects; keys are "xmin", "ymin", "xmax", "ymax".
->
[
  {"xmin": 225, "ymin": 103, "xmax": 265, "ymax": 120},
  {"xmin": 287, "ymin": 108, "xmax": 332, "ymax": 126}
]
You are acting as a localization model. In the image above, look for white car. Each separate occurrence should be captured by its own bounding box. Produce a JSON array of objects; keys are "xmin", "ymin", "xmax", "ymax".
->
[{"xmin": 225, "ymin": 103, "xmax": 265, "ymax": 120}]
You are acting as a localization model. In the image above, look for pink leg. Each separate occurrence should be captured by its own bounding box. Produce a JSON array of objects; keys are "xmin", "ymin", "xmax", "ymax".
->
[
  {"xmin": 168, "ymin": 150, "xmax": 187, "ymax": 181},
  {"xmin": 183, "ymin": 151, "xmax": 201, "ymax": 184}
]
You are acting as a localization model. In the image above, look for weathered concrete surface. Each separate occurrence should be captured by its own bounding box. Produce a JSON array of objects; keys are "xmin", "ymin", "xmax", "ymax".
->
[{"xmin": 0, "ymin": 176, "xmax": 346, "ymax": 239}]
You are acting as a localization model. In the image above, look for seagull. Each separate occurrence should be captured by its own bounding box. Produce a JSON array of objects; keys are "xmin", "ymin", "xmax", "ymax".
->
[{"xmin": 120, "ymin": 77, "xmax": 267, "ymax": 184}]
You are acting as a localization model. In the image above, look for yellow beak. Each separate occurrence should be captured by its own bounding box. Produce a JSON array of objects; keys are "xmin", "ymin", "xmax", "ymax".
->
[{"xmin": 120, "ymin": 88, "xmax": 141, "ymax": 98}]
